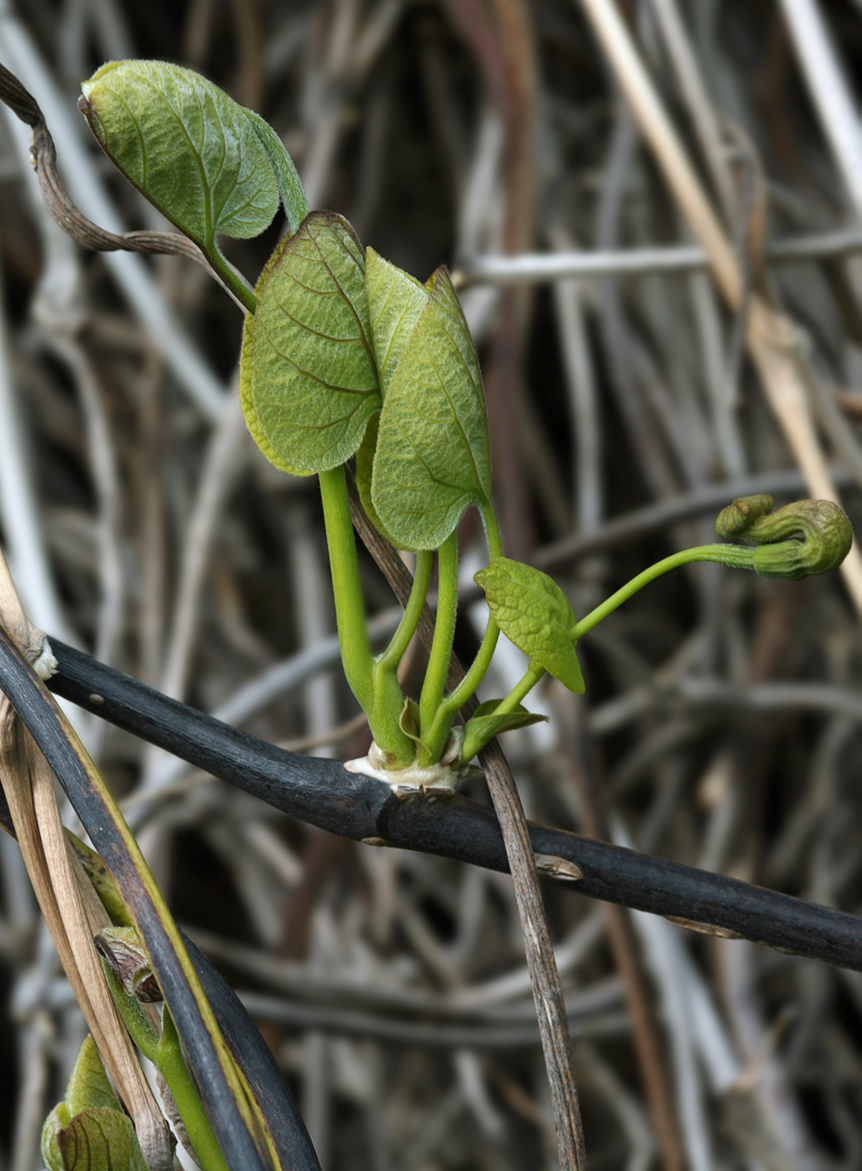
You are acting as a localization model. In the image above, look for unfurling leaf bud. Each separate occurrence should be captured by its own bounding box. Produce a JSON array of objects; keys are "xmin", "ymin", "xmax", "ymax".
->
[
  {"xmin": 95, "ymin": 926, "xmax": 162, "ymax": 1003},
  {"xmin": 715, "ymin": 495, "xmax": 853, "ymax": 580}
]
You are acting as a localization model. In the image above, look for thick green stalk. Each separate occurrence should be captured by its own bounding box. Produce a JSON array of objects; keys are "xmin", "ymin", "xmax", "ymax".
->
[{"xmin": 318, "ymin": 465, "xmax": 413, "ymax": 762}]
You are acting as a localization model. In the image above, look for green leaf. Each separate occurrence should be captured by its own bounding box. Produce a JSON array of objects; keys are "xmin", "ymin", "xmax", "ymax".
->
[
  {"xmin": 80, "ymin": 61, "xmax": 283, "ymax": 254},
  {"xmin": 243, "ymin": 108, "xmax": 310, "ymax": 235},
  {"xmin": 365, "ymin": 248, "xmax": 428, "ymax": 394},
  {"xmin": 60, "ymin": 1109, "xmax": 149, "ymax": 1171},
  {"xmin": 399, "ymin": 698, "xmax": 432, "ymax": 755},
  {"xmin": 462, "ymin": 701, "xmax": 547, "ymax": 759},
  {"xmin": 65, "ymin": 1037, "xmax": 120, "ymax": 1116},
  {"xmin": 371, "ymin": 267, "xmax": 492, "ymax": 550},
  {"xmin": 474, "ymin": 558, "xmax": 585, "ymax": 692},
  {"xmin": 241, "ymin": 211, "xmax": 382, "ymax": 474},
  {"xmin": 42, "ymin": 1038, "xmax": 145, "ymax": 1171},
  {"xmin": 41, "ymin": 1104, "xmax": 71, "ymax": 1171}
]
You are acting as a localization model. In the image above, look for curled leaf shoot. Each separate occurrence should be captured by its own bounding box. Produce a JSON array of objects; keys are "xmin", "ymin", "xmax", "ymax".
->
[
  {"xmin": 79, "ymin": 60, "xmax": 309, "ymax": 312},
  {"xmin": 462, "ymin": 497, "xmax": 854, "ymax": 764},
  {"xmin": 715, "ymin": 495, "xmax": 853, "ymax": 579}
]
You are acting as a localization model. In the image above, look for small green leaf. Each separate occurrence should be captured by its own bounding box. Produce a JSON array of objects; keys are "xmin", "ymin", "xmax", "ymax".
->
[
  {"xmin": 399, "ymin": 698, "xmax": 431, "ymax": 755},
  {"xmin": 371, "ymin": 267, "xmax": 492, "ymax": 550},
  {"xmin": 243, "ymin": 108, "xmax": 310, "ymax": 235},
  {"xmin": 64, "ymin": 1037, "xmax": 120, "ymax": 1116},
  {"xmin": 42, "ymin": 1038, "xmax": 146, "ymax": 1171},
  {"xmin": 462, "ymin": 701, "xmax": 547, "ymax": 759},
  {"xmin": 474, "ymin": 558, "xmax": 585, "ymax": 692},
  {"xmin": 79, "ymin": 61, "xmax": 283, "ymax": 253},
  {"xmin": 241, "ymin": 211, "xmax": 382, "ymax": 473},
  {"xmin": 41, "ymin": 1104, "xmax": 70, "ymax": 1171},
  {"xmin": 59, "ymin": 1109, "xmax": 149, "ymax": 1171}
]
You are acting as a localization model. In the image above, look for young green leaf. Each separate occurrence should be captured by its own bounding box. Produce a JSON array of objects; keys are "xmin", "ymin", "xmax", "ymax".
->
[
  {"xmin": 371, "ymin": 267, "xmax": 492, "ymax": 550},
  {"xmin": 50, "ymin": 1109, "xmax": 149, "ymax": 1171},
  {"xmin": 79, "ymin": 61, "xmax": 283, "ymax": 253},
  {"xmin": 474, "ymin": 558, "xmax": 585, "ymax": 692},
  {"xmin": 41, "ymin": 1037, "xmax": 149, "ymax": 1171},
  {"xmin": 365, "ymin": 248, "xmax": 429, "ymax": 394},
  {"xmin": 462, "ymin": 700, "xmax": 548, "ymax": 760},
  {"xmin": 242, "ymin": 108, "xmax": 310, "ymax": 235},
  {"xmin": 64, "ymin": 1037, "xmax": 121, "ymax": 1116},
  {"xmin": 241, "ymin": 211, "xmax": 382, "ymax": 474}
]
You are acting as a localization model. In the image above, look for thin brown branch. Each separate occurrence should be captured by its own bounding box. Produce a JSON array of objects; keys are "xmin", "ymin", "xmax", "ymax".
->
[{"xmin": 0, "ymin": 61, "xmax": 246, "ymax": 302}]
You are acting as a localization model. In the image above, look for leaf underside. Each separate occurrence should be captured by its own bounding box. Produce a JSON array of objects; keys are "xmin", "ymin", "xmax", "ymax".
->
[
  {"xmin": 474, "ymin": 558, "xmax": 585, "ymax": 692},
  {"xmin": 242, "ymin": 211, "xmax": 382, "ymax": 474},
  {"xmin": 80, "ymin": 60, "xmax": 279, "ymax": 251},
  {"xmin": 371, "ymin": 267, "xmax": 492, "ymax": 551}
]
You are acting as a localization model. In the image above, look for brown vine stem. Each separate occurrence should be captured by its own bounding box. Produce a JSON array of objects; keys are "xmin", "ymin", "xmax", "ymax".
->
[
  {"xmin": 347, "ymin": 474, "xmax": 587, "ymax": 1171},
  {"xmin": 0, "ymin": 61, "xmax": 250, "ymax": 311}
]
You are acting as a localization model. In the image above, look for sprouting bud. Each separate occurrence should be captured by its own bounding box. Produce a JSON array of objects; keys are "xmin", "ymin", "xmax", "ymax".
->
[
  {"xmin": 715, "ymin": 495, "xmax": 853, "ymax": 580},
  {"xmin": 95, "ymin": 926, "xmax": 162, "ymax": 1003}
]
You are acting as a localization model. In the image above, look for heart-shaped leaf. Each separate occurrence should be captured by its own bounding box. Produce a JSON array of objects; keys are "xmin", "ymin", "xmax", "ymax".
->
[
  {"xmin": 371, "ymin": 267, "xmax": 492, "ymax": 550},
  {"xmin": 474, "ymin": 558, "xmax": 585, "ymax": 692},
  {"xmin": 462, "ymin": 700, "xmax": 547, "ymax": 759},
  {"xmin": 241, "ymin": 211, "xmax": 382, "ymax": 474},
  {"xmin": 80, "ymin": 61, "xmax": 284, "ymax": 253},
  {"xmin": 365, "ymin": 248, "xmax": 429, "ymax": 394}
]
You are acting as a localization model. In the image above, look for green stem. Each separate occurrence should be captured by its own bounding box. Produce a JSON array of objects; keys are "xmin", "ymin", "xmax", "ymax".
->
[
  {"xmin": 461, "ymin": 543, "xmax": 759, "ymax": 762},
  {"xmin": 158, "ymin": 1008, "xmax": 231, "ymax": 1171},
  {"xmin": 423, "ymin": 505, "xmax": 505, "ymax": 735},
  {"xmin": 571, "ymin": 543, "xmax": 756, "ymax": 640},
  {"xmin": 318, "ymin": 465, "xmax": 412, "ymax": 762},
  {"xmin": 206, "ymin": 246, "xmax": 258, "ymax": 315},
  {"xmin": 376, "ymin": 551, "xmax": 433, "ymax": 674},
  {"xmin": 422, "ymin": 507, "xmax": 504, "ymax": 757},
  {"xmin": 103, "ymin": 966, "xmax": 229, "ymax": 1171},
  {"xmin": 318, "ymin": 466, "xmax": 374, "ymax": 713},
  {"xmin": 492, "ymin": 662, "xmax": 546, "ymax": 717},
  {"xmin": 418, "ymin": 533, "xmax": 459, "ymax": 763}
]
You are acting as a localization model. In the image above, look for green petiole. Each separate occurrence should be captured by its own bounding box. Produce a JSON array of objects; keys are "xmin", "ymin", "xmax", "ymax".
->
[{"xmin": 376, "ymin": 551, "xmax": 433, "ymax": 677}]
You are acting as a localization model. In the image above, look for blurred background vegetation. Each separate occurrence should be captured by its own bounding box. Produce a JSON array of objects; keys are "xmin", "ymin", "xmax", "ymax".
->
[{"xmin": 2, "ymin": 1, "xmax": 862, "ymax": 1168}]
